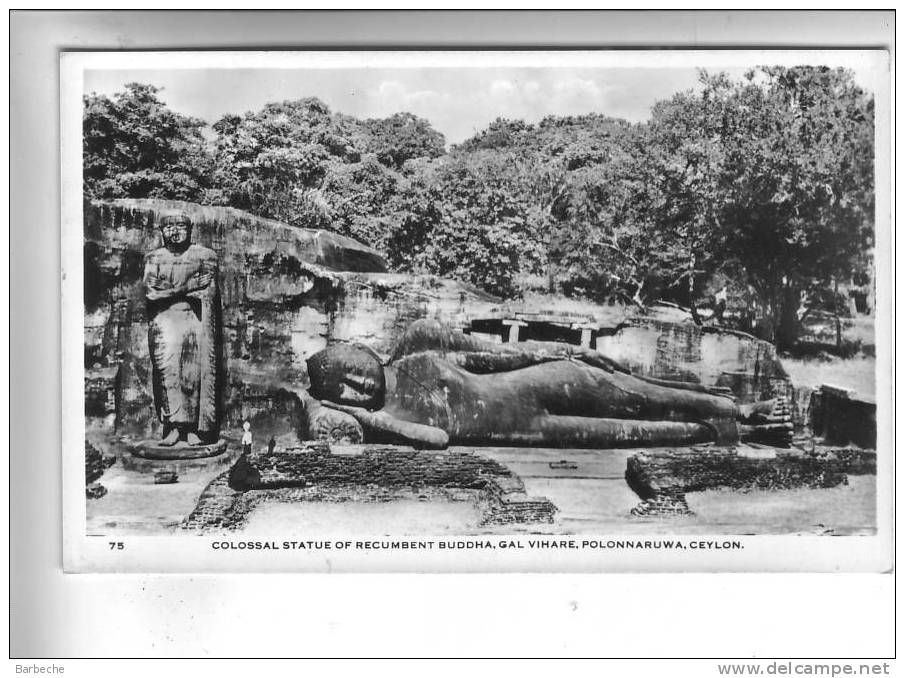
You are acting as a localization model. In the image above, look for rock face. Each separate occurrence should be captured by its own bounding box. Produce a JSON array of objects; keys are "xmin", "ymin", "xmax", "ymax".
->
[
  {"xmin": 83, "ymin": 199, "xmax": 496, "ymax": 443},
  {"xmin": 462, "ymin": 306, "xmax": 790, "ymax": 404},
  {"xmin": 292, "ymin": 272, "xmax": 500, "ymax": 360},
  {"xmin": 83, "ymin": 198, "xmax": 793, "ymax": 448},
  {"xmin": 595, "ymin": 319, "xmax": 789, "ymax": 404}
]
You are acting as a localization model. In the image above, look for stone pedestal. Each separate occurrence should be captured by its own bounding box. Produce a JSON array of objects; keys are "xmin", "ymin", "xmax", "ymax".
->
[
  {"xmin": 131, "ymin": 438, "xmax": 227, "ymax": 460},
  {"xmin": 123, "ymin": 439, "xmax": 236, "ymax": 473}
]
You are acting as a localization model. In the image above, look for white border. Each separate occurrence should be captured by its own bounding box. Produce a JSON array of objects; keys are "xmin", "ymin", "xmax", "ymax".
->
[{"xmin": 61, "ymin": 50, "xmax": 893, "ymax": 574}]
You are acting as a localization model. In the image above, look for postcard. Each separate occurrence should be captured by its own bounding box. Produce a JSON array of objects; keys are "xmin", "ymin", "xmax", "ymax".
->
[{"xmin": 61, "ymin": 49, "xmax": 892, "ymax": 572}]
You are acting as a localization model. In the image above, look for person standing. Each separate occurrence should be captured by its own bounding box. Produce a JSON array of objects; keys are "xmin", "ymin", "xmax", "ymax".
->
[{"xmin": 241, "ymin": 421, "xmax": 253, "ymax": 455}]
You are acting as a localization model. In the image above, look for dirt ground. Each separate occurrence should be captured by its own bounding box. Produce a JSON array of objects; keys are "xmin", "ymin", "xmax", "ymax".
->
[
  {"xmin": 86, "ymin": 309, "xmax": 879, "ymax": 538},
  {"xmin": 782, "ymin": 314, "xmax": 877, "ymax": 398},
  {"xmin": 87, "ymin": 445, "xmax": 876, "ymax": 537}
]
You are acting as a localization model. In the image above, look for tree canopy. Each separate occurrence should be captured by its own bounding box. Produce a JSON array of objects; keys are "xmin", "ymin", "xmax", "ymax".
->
[
  {"xmin": 83, "ymin": 83, "xmax": 213, "ymax": 201},
  {"xmin": 83, "ymin": 67, "xmax": 875, "ymax": 346}
]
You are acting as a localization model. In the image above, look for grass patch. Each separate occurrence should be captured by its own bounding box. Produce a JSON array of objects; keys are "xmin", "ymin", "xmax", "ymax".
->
[{"xmin": 782, "ymin": 355, "xmax": 876, "ymax": 398}]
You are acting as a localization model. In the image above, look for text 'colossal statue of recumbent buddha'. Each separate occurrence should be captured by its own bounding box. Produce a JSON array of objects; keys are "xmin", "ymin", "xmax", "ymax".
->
[
  {"xmin": 143, "ymin": 214, "xmax": 223, "ymax": 451},
  {"xmin": 305, "ymin": 320, "xmax": 792, "ymax": 450}
]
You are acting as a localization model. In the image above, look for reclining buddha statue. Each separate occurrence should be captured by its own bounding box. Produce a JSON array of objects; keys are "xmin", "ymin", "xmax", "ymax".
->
[{"xmin": 303, "ymin": 319, "xmax": 792, "ymax": 449}]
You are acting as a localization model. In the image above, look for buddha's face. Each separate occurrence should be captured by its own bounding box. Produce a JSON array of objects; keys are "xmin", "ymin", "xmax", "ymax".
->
[
  {"xmin": 307, "ymin": 344, "xmax": 386, "ymax": 409},
  {"xmin": 159, "ymin": 216, "xmax": 192, "ymax": 251}
]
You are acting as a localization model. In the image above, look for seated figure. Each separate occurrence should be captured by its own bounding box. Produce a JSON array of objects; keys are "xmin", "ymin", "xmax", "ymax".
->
[{"xmin": 304, "ymin": 319, "xmax": 791, "ymax": 449}]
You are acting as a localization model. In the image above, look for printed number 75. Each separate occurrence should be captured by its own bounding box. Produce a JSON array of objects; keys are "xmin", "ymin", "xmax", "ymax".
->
[{"xmin": 109, "ymin": 542, "xmax": 124, "ymax": 550}]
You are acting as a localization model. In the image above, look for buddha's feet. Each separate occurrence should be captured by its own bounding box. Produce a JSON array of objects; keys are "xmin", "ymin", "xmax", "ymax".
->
[
  {"xmin": 739, "ymin": 396, "xmax": 793, "ymax": 447},
  {"xmin": 186, "ymin": 432, "xmax": 203, "ymax": 447},
  {"xmin": 159, "ymin": 428, "xmax": 181, "ymax": 447}
]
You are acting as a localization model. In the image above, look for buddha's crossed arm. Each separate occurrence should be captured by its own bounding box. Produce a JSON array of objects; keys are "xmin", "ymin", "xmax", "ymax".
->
[
  {"xmin": 452, "ymin": 350, "xmax": 572, "ymax": 373},
  {"xmin": 388, "ymin": 320, "xmax": 743, "ymax": 401},
  {"xmin": 390, "ymin": 319, "xmax": 631, "ymax": 375},
  {"xmin": 143, "ymin": 252, "xmax": 218, "ymax": 302}
]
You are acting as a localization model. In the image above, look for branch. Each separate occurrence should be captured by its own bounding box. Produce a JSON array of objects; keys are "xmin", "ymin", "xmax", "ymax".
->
[{"xmin": 595, "ymin": 241, "xmax": 642, "ymax": 270}]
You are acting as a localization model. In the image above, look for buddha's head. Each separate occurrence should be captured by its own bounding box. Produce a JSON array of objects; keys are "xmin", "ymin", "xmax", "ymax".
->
[
  {"xmin": 307, "ymin": 343, "xmax": 386, "ymax": 410},
  {"xmin": 158, "ymin": 214, "xmax": 193, "ymax": 252}
]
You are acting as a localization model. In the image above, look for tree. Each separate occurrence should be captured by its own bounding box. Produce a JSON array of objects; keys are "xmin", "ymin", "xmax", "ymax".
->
[
  {"xmin": 634, "ymin": 80, "xmax": 732, "ymax": 322},
  {"xmin": 361, "ymin": 112, "xmax": 446, "ymax": 170},
  {"xmin": 320, "ymin": 155, "xmax": 401, "ymax": 249},
  {"xmin": 209, "ymin": 101, "xmax": 445, "ymax": 231},
  {"xmin": 209, "ymin": 98, "xmax": 359, "ymax": 227},
  {"xmin": 711, "ymin": 67, "xmax": 874, "ymax": 346},
  {"xmin": 453, "ymin": 117, "xmax": 533, "ymax": 152},
  {"xmin": 386, "ymin": 152, "xmax": 540, "ymax": 297},
  {"xmin": 437, "ymin": 114, "xmax": 633, "ymax": 298},
  {"xmin": 83, "ymin": 83, "xmax": 213, "ymax": 201},
  {"xmin": 575, "ymin": 67, "xmax": 875, "ymax": 342},
  {"xmin": 546, "ymin": 137, "xmax": 654, "ymax": 306}
]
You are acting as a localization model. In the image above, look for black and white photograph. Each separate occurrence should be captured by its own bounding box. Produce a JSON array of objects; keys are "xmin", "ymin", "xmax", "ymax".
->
[
  {"xmin": 9, "ymin": 9, "xmax": 897, "ymax": 665},
  {"xmin": 60, "ymin": 49, "xmax": 891, "ymax": 573}
]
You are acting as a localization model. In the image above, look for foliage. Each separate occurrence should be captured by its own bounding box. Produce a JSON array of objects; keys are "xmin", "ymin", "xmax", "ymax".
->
[
  {"xmin": 432, "ymin": 115, "xmax": 631, "ymax": 297},
  {"xmin": 208, "ymin": 98, "xmax": 357, "ymax": 227},
  {"xmin": 546, "ymin": 137, "xmax": 651, "ymax": 304},
  {"xmin": 713, "ymin": 67, "xmax": 875, "ymax": 345},
  {"xmin": 208, "ymin": 99, "xmax": 448, "ymax": 233},
  {"xmin": 386, "ymin": 153, "xmax": 537, "ymax": 297},
  {"xmin": 83, "ymin": 83, "xmax": 213, "ymax": 201},
  {"xmin": 360, "ymin": 112, "xmax": 446, "ymax": 170},
  {"xmin": 538, "ymin": 67, "xmax": 874, "ymax": 343},
  {"xmin": 320, "ymin": 156, "xmax": 400, "ymax": 249},
  {"xmin": 632, "ymin": 80, "xmax": 734, "ymax": 319}
]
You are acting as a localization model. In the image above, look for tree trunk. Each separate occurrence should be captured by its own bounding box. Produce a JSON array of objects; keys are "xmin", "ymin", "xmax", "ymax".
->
[
  {"xmin": 775, "ymin": 283, "xmax": 802, "ymax": 350},
  {"xmin": 688, "ymin": 296, "xmax": 703, "ymax": 326},
  {"xmin": 631, "ymin": 279, "xmax": 647, "ymax": 312},
  {"xmin": 834, "ymin": 277, "xmax": 843, "ymax": 350},
  {"xmin": 687, "ymin": 256, "xmax": 703, "ymax": 326}
]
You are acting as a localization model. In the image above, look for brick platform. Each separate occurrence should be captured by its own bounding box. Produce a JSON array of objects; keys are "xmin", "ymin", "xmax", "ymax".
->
[
  {"xmin": 626, "ymin": 445, "xmax": 876, "ymax": 516},
  {"xmin": 183, "ymin": 442, "xmax": 558, "ymax": 532}
]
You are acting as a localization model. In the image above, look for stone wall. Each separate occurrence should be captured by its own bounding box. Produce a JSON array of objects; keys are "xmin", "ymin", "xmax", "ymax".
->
[{"xmin": 291, "ymin": 272, "xmax": 500, "ymax": 360}]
